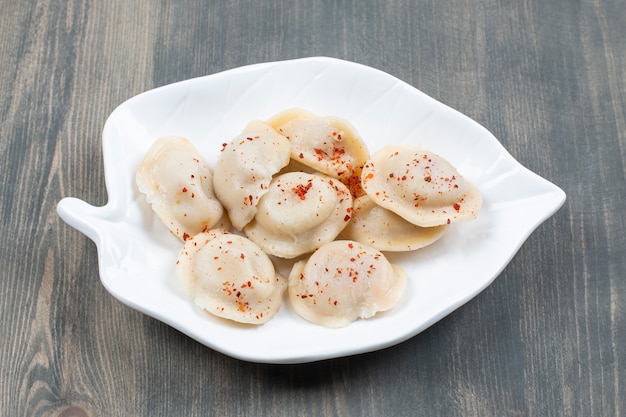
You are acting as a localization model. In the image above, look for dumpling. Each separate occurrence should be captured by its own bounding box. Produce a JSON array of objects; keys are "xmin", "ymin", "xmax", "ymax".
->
[
  {"xmin": 267, "ymin": 108, "xmax": 369, "ymax": 197},
  {"xmin": 288, "ymin": 240, "xmax": 406, "ymax": 328},
  {"xmin": 212, "ymin": 120, "xmax": 291, "ymax": 230},
  {"xmin": 177, "ymin": 230, "xmax": 286, "ymax": 324},
  {"xmin": 244, "ymin": 172, "xmax": 353, "ymax": 259},
  {"xmin": 340, "ymin": 195, "xmax": 448, "ymax": 251},
  {"xmin": 136, "ymin": 136, "xmax": 224, "ymax": 241},
  {"xmin": 361, "ymin": 145, "xmax": 482, "ymax": 227}
]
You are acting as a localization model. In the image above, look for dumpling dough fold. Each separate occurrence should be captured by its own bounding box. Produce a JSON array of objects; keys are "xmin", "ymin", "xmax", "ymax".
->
[
  {"xmin": 288, "ymin": 240, "xmax": 406, "ymax": 328},
  {"xmin": 268, "ymin": 108, "xmax": 369, "ymax": 197},
  {"xmin": 244, "ymin": 172, "xmax": 353, "ymax": 259},
  {"xmin": 212, "ymin": 120, "xmax": 291, "ymax": 230},
  {"xmin": 177, "ymin": 230, "xmax": 286, "ymax": 324},
  {"xmin": 136, "ymin": 136, "xmax": 224, "ymax": 241},
  {"xmin": 361, "ymin": 145, "xmax": 482, "ymax": 227},
  {"xmin": 340, "ymin": 195, "xmax": 447, "ymax": 251}
]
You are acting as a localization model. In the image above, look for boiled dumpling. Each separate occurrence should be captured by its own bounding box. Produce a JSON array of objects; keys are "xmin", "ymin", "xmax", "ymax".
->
[
  {"xmin": 177, "ymin": 230, "xmax": 286, "ymax": 324},
  {"xmin": 361, "ymin": 145, "xmax": 482, "ymax": 227},
  {"xmin": 136, "ymin": 136, "xmax": 224, "ymax": 241},
  {"xmin": 244, "ymin": 171, "xmax": 353, "ymax": 259},
  {"xmin": 267, "ymin": 108, "xmax": 369, "ymax": 197},
  {"xmin": 340, "ymin": 195, "xmax": 448, "ymax": 251},
  {"xmin": 288, "ymin": 240, "xmax": 406, "ymax": 328},
  {"xmin": 212, "ymin": 120, "xmax": 291, "ymax": 230}
]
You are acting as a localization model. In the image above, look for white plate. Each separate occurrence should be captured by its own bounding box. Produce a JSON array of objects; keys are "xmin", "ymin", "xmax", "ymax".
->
[{"xmin": 57, "ymin": 57, "xmax": 565, "ymax": 364}]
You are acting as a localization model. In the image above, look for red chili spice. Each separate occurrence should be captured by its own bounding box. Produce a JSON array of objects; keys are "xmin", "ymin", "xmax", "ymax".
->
[{"xmin": 292, "ymin": 182, "xmax": 313, "ymax": 200}]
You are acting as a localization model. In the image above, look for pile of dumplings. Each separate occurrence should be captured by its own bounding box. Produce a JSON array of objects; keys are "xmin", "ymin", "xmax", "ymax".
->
[{"xmin": 136, "ymin": 108, "xmax": 482, "ymax": 328}]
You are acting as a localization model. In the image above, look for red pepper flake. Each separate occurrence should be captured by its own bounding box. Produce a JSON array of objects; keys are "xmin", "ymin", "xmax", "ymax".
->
[
  {"xmin": 344, "ymin": 214, "xmax": 351, "ymax": 222},
  {"xmin": 240, "ymin": 253, "xmax": 246, "ymax": 259},
  {"xmin": 424, "ymin": 176, "xmax": 432, "ymax": 182},
  {"xmin": 314, "ymin": 148, "xmax": 328, "ymax": 158},
  {"xmin": 292, "ymin": 182, "xmax": 313, "ymax": 200},
  {"xmin": 348, "ymin": 242, "xmax": 354, "ymax": 248},
  {"xmin": 182, "ymin": 232, "xmax": 191, "ymax": 241},
  {"xmin": 182, "ymin": 187, "xmax": 188, "ymax": 192},
  {"xmin": 246, "ymin": 137, "xmax": 254, "ymax": 141},
  {"xmin": 298, "ymin": 152, "xmax": 304, "ymax": 158},
  {"xmin": 220, "ymin": 143, "xmax": 228, "ymax": 152},
  {"xmin": 453, "ymin": 203, "xmax": 461, "ymax": 211}
]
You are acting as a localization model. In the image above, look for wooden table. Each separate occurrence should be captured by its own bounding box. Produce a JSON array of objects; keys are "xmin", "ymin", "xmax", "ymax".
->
[{"xmin": 2, "ymin": 1, "xmax": 624, "ymax": 416}]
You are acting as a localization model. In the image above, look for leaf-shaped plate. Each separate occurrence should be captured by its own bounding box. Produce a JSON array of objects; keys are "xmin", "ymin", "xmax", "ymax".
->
[{"xmin": 57, "ymin": 57, "xmax": 565, "ymax": 363}]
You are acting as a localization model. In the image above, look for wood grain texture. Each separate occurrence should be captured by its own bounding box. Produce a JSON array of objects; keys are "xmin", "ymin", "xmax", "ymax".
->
[{"xmin": 1, "ymin": 0, "xmax": 624, "ymax": 416}]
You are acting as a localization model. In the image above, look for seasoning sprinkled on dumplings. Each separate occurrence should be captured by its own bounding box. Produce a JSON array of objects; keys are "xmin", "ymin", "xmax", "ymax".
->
[{"xmin": 136, "ymin": 109, "xmax": 485, "ymax": 330}]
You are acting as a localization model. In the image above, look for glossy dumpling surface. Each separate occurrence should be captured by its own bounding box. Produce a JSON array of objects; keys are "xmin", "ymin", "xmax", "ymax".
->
[
  {"xmin": 177, "ymin": 230, "xmax": 286, "ymax": 324},
  {"xmin": 212, "ymin": 120, "xmax": 291, "ymax": 230},
  {"xmin": 340, "ymin": 195, "xmax": 448, "ymax": 251},
  {"xmin": 361, "ymin": 145, "xmax": 482, "ymax": 227},
  {"xmin": 288, "ymin": 240, "xmax": 406, "ymax": 328},
  {"xmin": 267, "ymin": 108, "xmax": 369, "ymax": 194},
  {"xmin": 244, "ymin": 172, "xmax": 353, "ymax": 258},
  {"xmin": 136, "ymin": 136, "xmax": 224, "ymax": 241}
]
